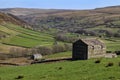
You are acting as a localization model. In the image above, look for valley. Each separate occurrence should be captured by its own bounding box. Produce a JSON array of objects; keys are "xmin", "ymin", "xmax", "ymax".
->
[
  {"xmin": 0, "ymin": 5, "xmax": 120, "ymax": 80},
  {"xmin": 1, "ymin": 7, "xmax": 120, "ymax": 37}
]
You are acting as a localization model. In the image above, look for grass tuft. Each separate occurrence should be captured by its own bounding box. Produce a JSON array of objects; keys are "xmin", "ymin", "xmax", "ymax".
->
[
  {"xmin": 15, "ymin": 75, "xmax": 24, "ymax": 79},
  {"xmin": 106, "ymin": 62, "xmax": 114, "ymax": 67},
  {"xmin": 94, "ymin": 59, "xmax": 101, "ymax": 64}
]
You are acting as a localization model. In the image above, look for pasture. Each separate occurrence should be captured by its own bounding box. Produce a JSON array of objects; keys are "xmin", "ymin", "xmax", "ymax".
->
[
  {"xmin": 0, "ymin": 23, "xmax": 119, "ymax": 53},
  {"xmin": 0, "ymin": 24, "xmax": 54, "ymax": 48},
  {"xmin": 0, "ymin": 24, "xmax": 119, "ymax": 80},
  {"xmin": 0, "ymin": 23, "xmax": 56, "ymax": 53},
  {"xmin": 103, "ymin": 38, "xmax": 120, "ymax": 52},
  {"xmin": 0, "ymin": 56, "xmax": 120, "ymax": 80}
]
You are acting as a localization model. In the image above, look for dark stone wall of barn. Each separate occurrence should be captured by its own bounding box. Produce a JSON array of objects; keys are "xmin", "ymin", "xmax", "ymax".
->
[{"xmin": 72, "ymin": 40, "xmax": 88, "ymax": 60}]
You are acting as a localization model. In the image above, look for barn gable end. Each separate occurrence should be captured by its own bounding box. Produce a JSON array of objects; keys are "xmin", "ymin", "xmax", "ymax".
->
[{"xmin": 72, "ymin": 39, "xmax": 88, "ymax": 60}]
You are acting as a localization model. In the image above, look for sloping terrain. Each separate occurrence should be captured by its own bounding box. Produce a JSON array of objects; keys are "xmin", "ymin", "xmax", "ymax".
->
[
  {"xmin": 0, "ymin": 7, "xmax": 120, "ymax": 80},
  {"xmin": 0, "ymin": 6, "xmax": 120, "ymax": 53},
  {"xmin": 1, "ymin": 6, "xmax": 120, "ymax": 37},
  {"xmin": 0, "ymin": 12, "xmax": 54, "ymax": 53},
  {"xmin": 0, "ymin": 12, "xmax": 30, "ymax": 28}
]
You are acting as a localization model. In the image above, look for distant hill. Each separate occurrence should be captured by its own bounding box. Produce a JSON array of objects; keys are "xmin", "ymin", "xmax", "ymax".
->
[
  {"xmin": 0, "ymin": 6, "xmax": 120, "ymax": 37},
  {"xmin": 0, "ymin": 8, "xmax": 72, "ymax": 16},
  {"xmin": 0, "ymin": 12, "xmax": 31, "ymax": 28}
]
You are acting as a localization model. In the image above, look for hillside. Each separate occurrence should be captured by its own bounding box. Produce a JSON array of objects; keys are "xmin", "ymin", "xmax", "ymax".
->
[
  {"xmin": 0, "ymin": 6, "xmax": 120, "ymax": 52},
  {"xmin": 0, "ymin": 6, "xmax": 120, "ymax": 80},
  {"xmin": 1, "ymin": 6, "xmax": 120, "ymax": 37},
  {"xmin": 0, "ymin": 12, "xmax": 54, "ymax": 53},
  {"xmin": 0, "ymin": 12, "xmax": 31, "ymax": 28}
]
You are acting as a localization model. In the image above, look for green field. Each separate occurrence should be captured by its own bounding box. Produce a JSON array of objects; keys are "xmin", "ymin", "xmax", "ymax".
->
[
  {"xmin": 0, "ymin": 21, "xmax": 120, "ymax": 80},
  {"xmin": 0, "ymin": 24, "xmax": 55, "ymax": 48},
  {"xmin": 0, "ymin": 56, "xmax": 120, "ymax": 80},
  {"xmin": 0, "ymin": 23, "xmax": 119, "ymax": 54},
  {"xmin": 44, "ymin": 51, "xmax": 72, "ymax": 59},
  {"xmin": 102, "ymin": 38, "xmax": 120, "ymax": 51}
]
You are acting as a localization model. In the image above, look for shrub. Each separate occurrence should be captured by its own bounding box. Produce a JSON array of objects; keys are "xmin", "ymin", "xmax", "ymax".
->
[
  {"xmin": 52, "ymin": 44, "xmax": 66, "ymax": 53},
  {"xmin": 64, "ymin": 43, "xmax": 72, "ymax": 51},
  {"xmin": 106, "ymin": 62, "xmax": 114, "ymax": 67},
  {"xmin": 54, "ymin": 33, "xmax": 78, "ymax": 43},
  {"xmin": 31, "ymin": 43, "xmax": 72, "ymax": 56},
  {"xmin": 32, "ymin": 46, "xmax": 52, "ymax": 56},
  {"xmin": 9, "ymin": 47, "xmax": 31, "ymax": 58}
]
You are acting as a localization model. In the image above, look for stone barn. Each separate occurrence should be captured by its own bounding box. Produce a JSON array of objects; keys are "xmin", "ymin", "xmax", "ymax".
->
[{"xmin": 72, "ymin": 38, "xmax": 106, "ymax": 60}]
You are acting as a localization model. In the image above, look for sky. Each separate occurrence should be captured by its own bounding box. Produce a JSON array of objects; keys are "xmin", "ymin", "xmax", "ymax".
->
[{"xmin": 0, "ymin": 0, "xmax": 120, "ymax": 9}]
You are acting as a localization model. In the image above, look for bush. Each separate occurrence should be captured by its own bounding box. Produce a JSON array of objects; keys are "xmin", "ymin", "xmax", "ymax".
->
[
  {"xmin": 64, "ymin": 43, "xmax": 72, "ymax": 51},
  {"xmin": 9, "ymin": 47, "xmax": 31, "ymax": 58},
  {"xmin": 106, "ymin": 62, "xmax": 114, "ymax": 67},
  {"xmin": 31, "ymin": 46, "xmax": 52, "ymax": 56},
  {"xmin": 31, "ymin": 43, "xmax": 72, "ymax": 56},
  {"xmin": 52, "ymin": 44, "xmax": 72, "ymax": 54},
  {"xmin": 54, "ymin": 33, "xmax": 78, "ymax": 43},
  {"xmin": 52, "ymin": 44, "xmax": 66, "ymax": 53}
]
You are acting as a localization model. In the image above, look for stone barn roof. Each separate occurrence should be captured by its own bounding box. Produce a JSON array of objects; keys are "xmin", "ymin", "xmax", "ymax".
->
[{"xmin": 80, "ymin": 38, "xmax": 106, "ymax": 48}]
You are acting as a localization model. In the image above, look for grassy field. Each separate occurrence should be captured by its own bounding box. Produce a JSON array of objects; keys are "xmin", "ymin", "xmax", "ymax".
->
[
  {"xmin": 44, "ymin": 51, "xmax": 72, "ymax": 59},
  {"xmin": 102, "ymin": 38, "xmax": 120, "ymax": 52},
  {"xmin": 0, "ymin": 23, "xmax": 119, "ymax": 54},
  {"xmin": 0, "ymin": 23, "xmax": 120, "ymax": 80},
  {"xmin": 0, "ymin": 57, "xmax": 120, "ymax": 80},
  {"xmin": 0, "ymin": 24, "xmax": 55, "ymax": 48},
  {"xmin": 0, "ymin": 23, "xmax": 119, "ymax": 50}
]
